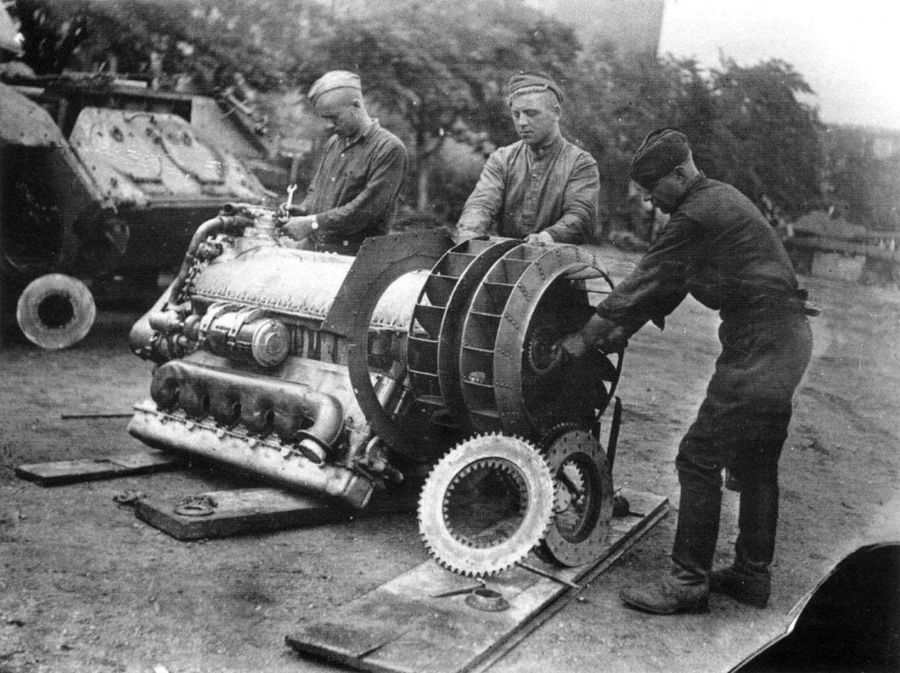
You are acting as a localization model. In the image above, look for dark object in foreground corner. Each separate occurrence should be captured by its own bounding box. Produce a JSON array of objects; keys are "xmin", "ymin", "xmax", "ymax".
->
[{"xmin": 732, "ymin": 542, "xmax": 900, "ymax": 673}]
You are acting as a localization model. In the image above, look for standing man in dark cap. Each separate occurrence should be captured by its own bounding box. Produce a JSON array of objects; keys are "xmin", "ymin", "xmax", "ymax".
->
[
  {"xmin": 553, "ymin": 128, "xmax": 815, "ymax": 614},
  {"xmin": 282, "ymin": 70, "xmax": 408, "ymax": 254},
  {"xmin": 455, "ymin": 70, "xmax": 600, "ymax": 244}
]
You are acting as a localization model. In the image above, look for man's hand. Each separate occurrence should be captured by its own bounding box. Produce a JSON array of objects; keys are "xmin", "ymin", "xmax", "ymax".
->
[
  {"xmin": 277, "ymin": 203, "xmax": 306, "ymax": 219},
  {"xmin": 525, "ymin": 230, "xmax": 554, "ymax": 245},
  {"xmin": 551, "ymin": 331, "xmax": 588, "ymax": 365},
  {"xmin": 282, "ymin": 215, "xmax": 318, "ymax": 241},
  {"xmin": 551, "ymin": 317, "xmax": 630, "ymax": 366}
]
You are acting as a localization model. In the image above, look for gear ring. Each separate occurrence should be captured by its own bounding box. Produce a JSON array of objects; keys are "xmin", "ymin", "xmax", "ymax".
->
[
  {"xmin": 418, "ymin": 434, "xmax": 556, "ymax": 577},
  {"xmin": 537, "ymin": 429, "xmax": 613, "ymax": 567}
]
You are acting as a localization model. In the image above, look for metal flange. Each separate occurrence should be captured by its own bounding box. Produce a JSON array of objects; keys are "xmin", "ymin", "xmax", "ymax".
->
[
  {"xmin": 328, "ymin": 231, "xmax": 452, "ymax": 459},
  {"xmin": 536, "ymin": 428, "xmax": 613, "ymax": 567},
  {"xmin": 418, "ymin": 433, "xmax": 556, "ymax": 577}
]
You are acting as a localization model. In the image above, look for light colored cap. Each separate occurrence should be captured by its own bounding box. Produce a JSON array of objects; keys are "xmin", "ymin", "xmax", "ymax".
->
[{"xmin": 307, "ymin": 70, "xmax": 361, "ymax": 104}]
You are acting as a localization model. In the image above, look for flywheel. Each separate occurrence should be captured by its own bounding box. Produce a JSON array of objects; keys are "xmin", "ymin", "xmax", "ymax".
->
[
  {"xmin": 536, "ymin": 427, "xmax": 613, "ymax": 567},
  {"xmin": 418, "ymin": 433, "xmax": 556, "ymax": 577}
]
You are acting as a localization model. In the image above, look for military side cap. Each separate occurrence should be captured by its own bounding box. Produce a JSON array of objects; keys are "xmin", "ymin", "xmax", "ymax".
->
[
  {"xmin": 308, "ymin": 70, "xmax": 361, "ymax": 104},
  {"xmin": 506, "ymin": 70, "xmax": 563, "ymax": 103},
  {"xmin": 630, "ymin": 128, "xmax": 690, "ymax": 188}
]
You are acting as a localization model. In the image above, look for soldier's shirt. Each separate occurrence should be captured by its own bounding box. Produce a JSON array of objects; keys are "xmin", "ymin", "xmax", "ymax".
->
[
  {"xmin": 456, "ymin": 134, "xmax": 599, "ymax": 244},
  {"xmin": 299, "ymin": 120, "xmax": 407, "ymax": 253}
]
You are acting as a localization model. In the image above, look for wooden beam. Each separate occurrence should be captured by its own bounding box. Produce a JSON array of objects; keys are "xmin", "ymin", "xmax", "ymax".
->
[
  {"xmin": 15, "ymin": 450, "xmax": 182, "ymax": 486},
  {"xmin": 134, "ymin": 486, "xmax": 417, "ymax": 540}
]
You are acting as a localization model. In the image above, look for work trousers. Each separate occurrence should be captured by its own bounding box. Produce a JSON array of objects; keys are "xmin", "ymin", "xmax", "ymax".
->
[{"xmin": 672, "ymin": 312, "xmax": 813, "ymax": 577}]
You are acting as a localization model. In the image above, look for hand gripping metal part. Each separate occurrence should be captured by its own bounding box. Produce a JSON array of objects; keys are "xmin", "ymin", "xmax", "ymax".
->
[
  {"xmin": 417, "ymin": 433, "xmax": 556, "ymax": 577},
  {"xmin": 535, "ymin": 428, "xmax": 614, "ymax": 567}
]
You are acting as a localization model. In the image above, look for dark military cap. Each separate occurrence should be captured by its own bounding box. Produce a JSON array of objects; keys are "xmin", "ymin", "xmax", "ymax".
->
[
  {"xmin": 630, "ymin": 128, "xmax": 691, "ymax": 188},
  {"xmin": 506, "ymin": 70, "xmax": 564, "ymax": 103}
]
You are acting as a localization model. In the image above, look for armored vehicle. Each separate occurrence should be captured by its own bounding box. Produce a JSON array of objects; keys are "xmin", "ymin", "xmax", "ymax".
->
[{"xmin": 0, "ymin": 75, "xmax": 271, "ymax": 348}]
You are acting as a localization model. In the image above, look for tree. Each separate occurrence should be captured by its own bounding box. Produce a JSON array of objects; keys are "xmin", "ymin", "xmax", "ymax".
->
[
  {"xmin": 304, "ymin": 0, "xmax": 583, "ymax": 213},
  {"xmin": 710, "ymin": 58, "xmax": 823, "ymax": 218}
]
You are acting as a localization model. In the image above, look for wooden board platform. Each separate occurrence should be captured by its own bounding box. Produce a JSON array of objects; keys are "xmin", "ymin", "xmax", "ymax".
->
[
  {"xmin": 285, "ymin": 489, "xmax": 668, "ymax": 673},
  {"xmin": 134, "ymin": 486, "xmax": 418, "ymax": 540},
  {"xmin": 15, "ymin": 450, "xmax": 182, "ymax": 485}
]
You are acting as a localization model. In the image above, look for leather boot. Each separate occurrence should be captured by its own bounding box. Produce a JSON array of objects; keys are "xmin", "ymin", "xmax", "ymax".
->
[
  {"xmin": 709, "ymin": 563, "xmax": 770, "ymax": 608},
  {"xmin": 711, "ymin": 478, "xmax": 777, "ymax": 608},
  {"xmin": 620, "ymin": 563, "xmax": 710, "ymax": 615}
]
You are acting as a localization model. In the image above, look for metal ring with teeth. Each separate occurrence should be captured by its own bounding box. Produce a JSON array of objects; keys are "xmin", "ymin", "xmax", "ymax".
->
[
  {"xmin": 417, "ymin": 433, "xmax": 556, "ymax": 577},
  {"xmin": 536, "ymin": 428, "xmax": 613, "ymax": 567}
]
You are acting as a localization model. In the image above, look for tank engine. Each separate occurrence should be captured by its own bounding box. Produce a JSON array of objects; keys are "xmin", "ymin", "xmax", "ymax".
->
[{"xmin": 128, "ymin": 204, "xmax": 624, "ymax": 576}]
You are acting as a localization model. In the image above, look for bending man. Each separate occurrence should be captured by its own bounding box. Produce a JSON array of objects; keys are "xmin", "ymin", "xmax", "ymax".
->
[
  {"xmin": 283, "ymin": 70, "xmax": 408, "ymax": 254},
  {"xmin": 555, "ymin": 129, "xmax": 814, "ymax": 614},
  {"xmin": 456, "ymin": 71, "xmax": 599, "ymax": 244}
]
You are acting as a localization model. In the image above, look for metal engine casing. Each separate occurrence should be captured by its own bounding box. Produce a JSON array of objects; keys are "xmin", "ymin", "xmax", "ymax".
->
[{"xmin": 128, "ymin": 206, "xmax": 621, "ymax": 511}]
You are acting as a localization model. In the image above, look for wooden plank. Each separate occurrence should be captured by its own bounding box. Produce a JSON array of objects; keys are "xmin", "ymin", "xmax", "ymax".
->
[
  {"xmin": 469, "ymin": 490, "xmax": 671, "ymax": 673},
  {"xmin": 134, "ymin": 486, "xmax": 417, "ymax": 540},
  {"xmin": 15, "ymin": 450, "xmax": 182, "ymax": 486},
  {"xmin": 286, "ymin": 489, "xmax": 668, "ymax": 673}
]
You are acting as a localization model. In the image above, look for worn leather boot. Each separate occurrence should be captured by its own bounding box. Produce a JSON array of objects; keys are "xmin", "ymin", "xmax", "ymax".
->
[
  {"xmin": 620, "ymin": 564, "xmax": 710, "ymax": 615},
  {"xmin": 709, "ymin": 563, "xmax": 771, "ymax": 608}
]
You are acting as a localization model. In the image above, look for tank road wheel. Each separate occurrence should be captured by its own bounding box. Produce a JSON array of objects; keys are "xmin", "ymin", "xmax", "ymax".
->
[
  {"xmin": 535, "ymin": 428, "xmax": 614, "ymax": 567},
  {"xmin": 418, "ymin": 433, "xmax": 556, "ymax": 577},
  {"xmin": 16, "ymin": 274, "xmax": 96, "ymax": 349}
]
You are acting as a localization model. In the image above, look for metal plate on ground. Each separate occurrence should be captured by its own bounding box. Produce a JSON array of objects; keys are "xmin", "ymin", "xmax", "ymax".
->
[
  {"xmin": 134, "ymin": 487, "xmax": 417, "ymax": 540},
  {"xmin": 15, "ymin": 450, "xmax": 182, "ymax": 485},
  {"xmin": 285, "ymin": 489, "xmax": 668, "ymax": 673}
]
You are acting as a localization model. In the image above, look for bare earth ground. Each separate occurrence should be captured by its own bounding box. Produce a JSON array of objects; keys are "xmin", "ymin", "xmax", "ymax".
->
[{"xmin": 1, "ymin": 246, "xmax": 898, "ymax": 673}]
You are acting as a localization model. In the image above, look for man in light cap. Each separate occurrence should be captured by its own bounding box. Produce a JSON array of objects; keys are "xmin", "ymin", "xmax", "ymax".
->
[
  {"xmin": 282, "ymin": 70, "xmax": 407, "ymax": 254},
  {"xmin": 455, "ymin": 70, "xmax": 599, "ymax": 244},
  {"xmin": 553, "ymin": 128, "xmax": 815, "ymax": 614}
]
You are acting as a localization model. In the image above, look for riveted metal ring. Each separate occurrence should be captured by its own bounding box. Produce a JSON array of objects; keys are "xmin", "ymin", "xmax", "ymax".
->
[{"xmin": 537, "ymin": 429, "xmax": 613, "ymax": 567}]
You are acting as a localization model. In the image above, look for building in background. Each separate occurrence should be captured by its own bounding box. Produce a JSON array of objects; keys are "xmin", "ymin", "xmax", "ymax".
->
[{"xmin": 531, "ymin": 0, "xmax": 665, "ymax": 56}]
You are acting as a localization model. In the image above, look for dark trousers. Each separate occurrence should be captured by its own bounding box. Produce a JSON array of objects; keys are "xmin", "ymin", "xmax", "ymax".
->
[{"xmin": 672, "ymin": 313, "xmax": 813, "ymax": 577}]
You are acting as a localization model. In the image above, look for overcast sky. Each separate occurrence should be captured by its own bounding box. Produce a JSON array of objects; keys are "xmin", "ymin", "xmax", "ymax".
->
[{"xmin": 655, "ymin": 0, "xmax": 900, "ymax": 130}]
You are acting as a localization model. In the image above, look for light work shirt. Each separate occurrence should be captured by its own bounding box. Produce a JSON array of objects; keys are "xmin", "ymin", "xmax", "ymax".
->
[{"xmin": 456, "ymin": 135, "xmax": 599, "ymax": 243}]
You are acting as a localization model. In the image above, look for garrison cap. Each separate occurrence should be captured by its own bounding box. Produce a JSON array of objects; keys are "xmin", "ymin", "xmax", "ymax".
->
[
  {"xmin": 307, "ymin": 70, "xmax": 361, "ymax": 104},
  {"xmin": 506, "ymin": 70, "xmax": 564, "ymax": 103},
  {"xmin": 629, "ymin": 128, "xmax": 691, "ymax": 188}
]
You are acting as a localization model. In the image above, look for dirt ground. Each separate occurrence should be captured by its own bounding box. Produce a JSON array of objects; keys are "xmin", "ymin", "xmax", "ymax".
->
[{"xmin": 1, "ymin": 246, "xmax": 898, "ymax": 673}]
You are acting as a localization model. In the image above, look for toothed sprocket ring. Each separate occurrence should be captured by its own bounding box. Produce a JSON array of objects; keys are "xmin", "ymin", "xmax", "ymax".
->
[
  {"xmin": 536, "ymin": 429, "xmax": 613, "ymax": 567},
  {"xmin": 418, "ymin": 434, "xmax": 556, "ymax": 577}
]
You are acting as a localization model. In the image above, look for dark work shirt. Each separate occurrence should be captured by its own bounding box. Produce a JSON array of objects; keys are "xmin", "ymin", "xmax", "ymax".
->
[
  {"xmin": 456, "ymin": 135, "xmax": 599, "ymax": 244},
  {"xmin": 299, "ymin": 121, "xmax": 407, "ymax": 253},
  {"xmin": 597, "ymin": 176, "xmax": 801, "ymax": 335}
]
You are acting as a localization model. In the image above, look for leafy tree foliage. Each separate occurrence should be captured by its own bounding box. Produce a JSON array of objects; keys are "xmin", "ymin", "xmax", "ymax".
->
[
  {"xmin": 823, "ymin": 127, "xmax": 900, "ymax": 231},
  {"xmin": 301, "ymin": 0, "xmax": 582, "ymax": 211},
  {"xmin": 6, "ymin": 0, "xmax": 841, "ymax": 234}
]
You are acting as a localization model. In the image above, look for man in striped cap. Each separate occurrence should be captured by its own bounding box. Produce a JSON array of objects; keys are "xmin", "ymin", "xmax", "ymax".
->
[
  {"xmin": 455, "ymin": 70, "xmax": 600, "ymax": 244},
  {"xmin": 553, "ymin": 128, "xmax": 815, "ymax": 615},
  {"xmin": 282, "ymin": 70, "xmax": 408, "ymax": 254}
]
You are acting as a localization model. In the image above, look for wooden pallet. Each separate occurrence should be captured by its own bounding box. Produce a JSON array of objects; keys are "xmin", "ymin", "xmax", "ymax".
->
[
  {"xmin": 15, "ymin": 450, "xmax": 183, "ymax": 485},
  {"xmin": 134, "ymin": 486, "xmax": 418, "ymax": 540},
  {"xmin": 286, "ymin": 489, "xmax": 668, "ymax": 673}
]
